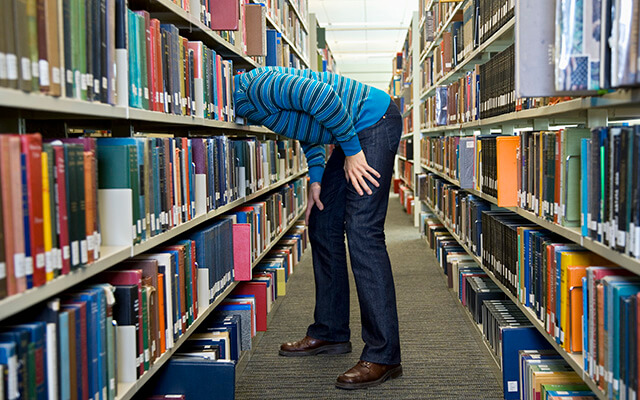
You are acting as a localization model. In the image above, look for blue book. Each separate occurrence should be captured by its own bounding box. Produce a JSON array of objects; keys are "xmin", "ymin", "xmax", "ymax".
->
[
  {"xmin": 12, "ymin": 322, "xmax": 47, "ymax": 400},
  {"xmin": 21, "ymin": 153, "xmax": 33, "ymax": 289},
  {"xmin": 581, "ymin": 138, "xmax": 590, "ymax": 237},
  {"xmin": 265, "ymin": 30, "xmax": 279, "ymax": 66},
  {"xmin": 604, "ymin": 278, "xmax": 640, "ymax": 398},
  {"xmin": 215, "ymin": 304, "xmax": 252, "ymax": 351},
  {"xmin": 88, "ymin": 286, "xmax": 107, "ymax": 400},
  {"xmin": 35, "ymin": 300, "xmax": 61, "ymax": 400},
  {"xmin": 72, "ymin": 290, "xmax": 100, "ymax": 400},
  {"xmin": 0, "ymin": 342, "xmax": 19, "ymax": 400},
  {"xmin": 149, "ymin": 357, "xmax": 235, "ymax": 400},
  {"xmin": 0, "ymin": 329, "xmax": 29, "ymax": 399},
  {"xmin": 501, "ymin": 326, "xmax": 552, "ymax": 400},
  {"xmin": 58, "ymin": 310, "xmax": 71, "ymax": 400},
  {"xmin": 205, "ymin": 317, "xmax": 240, "ymax": 362}
]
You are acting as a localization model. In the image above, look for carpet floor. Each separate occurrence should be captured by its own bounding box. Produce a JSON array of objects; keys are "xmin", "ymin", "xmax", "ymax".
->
[{"xmin": 235, "ymin": 194, "xmax": 505, "ymax": 399}]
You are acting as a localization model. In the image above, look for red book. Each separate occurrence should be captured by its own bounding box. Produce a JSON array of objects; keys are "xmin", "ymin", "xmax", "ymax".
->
[
  {"xmin": 124, "ymin": 258, "xmax": 160, "ymax": 360},
  {"xmin": 52, "ymin": 145, "xmax": 71, "ymax": 275},
  {"xmin": 101, "ymin": 269, "xmax": 144, "ymax": 376},
  {"xmin": 151, "ymin": 19, "xmax": 162, "ymax": 112},
  {"xmin": 21, "ymin": 133, "xmax": 45, "ymax": 288},
  {"xmin": 190, "ymin": 240, "xmax": 198, "ymax": 319},
  {"xmin": 233, "ymin": 282, "xmax": 268, "ymax": 331},
  {"xmin": 160, "ymin": 245, "xmax": 187, "ymax": 332},
  {"xmin": 181, "ymin": 137, "xmax": 190, "ymax": 220},
  {"xmin": 232, "ymin": 223, "xmax": 252, "ymax": 281},
  {"xmin": 216, "ymin": 54, "xmax": 223, "ymax": 121},
  {"xmin": 209, "ymin": 0, "xmax": 239, "ymax": 30}
]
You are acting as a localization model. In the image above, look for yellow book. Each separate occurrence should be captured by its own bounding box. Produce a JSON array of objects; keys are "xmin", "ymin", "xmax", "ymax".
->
[
  {"xmin": 559, "ymin": 251, "xmax": 609, "ymax": 350},
  {"xmin": 41, "ymin": 151, "xmax": 53, "ymax": 282},
  {"xmin": 275, "ymin": 268, "xmax": 286, "ymax": 297}
]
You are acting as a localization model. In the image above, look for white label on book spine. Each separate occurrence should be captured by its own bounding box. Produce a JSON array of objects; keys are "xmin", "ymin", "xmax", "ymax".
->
[
  {"xmin": 80, "ymin": 240, "xmax": 88, "ymax": 264},
  {"xmin": 86, "ymin": 73, "xmax": 93, "ymax": 87},
  {"xmin": 52, "ymin": 67, "xmax": 61, "ymax": 85},
  {"xmin": 94, "ymin": 79, "xmax": 100, "ymax": 94},
  {"xmin": 617, "ymin": 231, "xmax": 626, "ymax": 247},
  {"xmin": 36, "ymin": 253, "xmax": 44, "ymax": 269},
  {"xmin": 6, "ymin": 54, "xmax": 17, "ymax": 80},
  {"xmin": 63, "ymin": 245, "xmax": 70, "ymax": 260},
  {"xmin": 635, "ymin": 226, "xmax": 640, "ymax": 256},
  {"xmin": 144, "ymin": 87, "xmax": 149, "ymax": 100},
  {"xmin": 87, "ymin": 235, "xmax": 95, "ymax": 254},
  {"xmin": 144, "ymin": 349, "xmax": 150, "ymax": 362},
  {"xmin": 507, "ymin": 381, "xmax": 518, "ymax": 392},
  {"xmin": 0, "ymin": 262, "xmax": 6, "ymax": 280},
  {"xmin": 0, "ymin": 53, "xmax": 8, "ymax": 79},
  {"xmin": 31, "ymin": 61, "xmax": 39, "ymax": 78},
  {"xmin": 38, "ymin": 60, "xmax": 50, "ymax": 86},
  {"xmin": 102, "ymin": 77, "xmax": 107, "ymax": 89},
  {"xmin": 151, "ymin": 214, "xmax": 156, "ymax": 232},
  {"xmin": 8, "ymin": 355, "xmax": 18, "ymax": 399},
  {"xmin": 45, "ymin": 252, "xmax": 53, "ymax": 273},
  {"xmin": 94, "ymin": 233, "xmax": 100, "ymax": 259},
  {"xmin": 56, "ymin": 249, "xmax": 62, "ymax": 271},
  {"xmin": 137, "ymin": 220, "xmax": 142, "ymax": 234},
  {"xmin": 21, "ymin": 57, "xmax": 31, "ymax": 80},
  {"xmin": 71, "ymin": 241, "xmax": 79, "ymax": 266},
  {"xmin": 25, "ymin": 256, "xmax": 33, "ymax": 275}
]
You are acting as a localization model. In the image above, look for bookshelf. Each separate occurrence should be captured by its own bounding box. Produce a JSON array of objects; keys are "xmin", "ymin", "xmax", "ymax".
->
[
  {"xmin": 115, "ymin": 205, "xmax": 307, "ymax": 400},
  {"xmin": 0, "ymin": 0, "xmax": 312, "ymax": 398},
  {"xmin": 405, "ymin": 0, "xmax": 640, "ymax": 397},
  {"xmin": 422, "ymin": 199, "xmax": 605, "ymax": 399},
  {"xmin": 308, "ymin": 13, "xmax": 339, "ymax": 73}
]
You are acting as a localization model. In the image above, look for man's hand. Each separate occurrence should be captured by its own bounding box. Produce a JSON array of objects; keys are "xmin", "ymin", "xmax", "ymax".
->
[
  {"xmin": 305, "ymin": 182, "xmax": 324, "ymax": 224},
  {"xmin": 344, "ymin": 150, "xmax": 380, "ymax": 196}
]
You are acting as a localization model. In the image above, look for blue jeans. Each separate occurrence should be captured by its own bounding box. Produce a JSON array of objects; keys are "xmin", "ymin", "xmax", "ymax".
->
[{"xmin": 307, "ymin": 100, "xmax": 402, "ymax": 365}]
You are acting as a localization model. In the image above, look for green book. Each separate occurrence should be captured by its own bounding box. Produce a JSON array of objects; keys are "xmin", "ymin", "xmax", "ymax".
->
[
  {"xmin": 561, "ymin": 128, "xmax": 591, "ymax": 227},
  {"xmin": 540, "ymin": 383, "xmax": 590, "ymax": 400},
  {"xmin": 97, "ymin": 145, "xmax": 140, "ymax": 244},
  {"xmin": 141, "ymin": 285, "xmax": 150, "ymax": 371},
  {"xmin": 26, "ymin": 341, "xmax": 36, "ymax": 400},
  {"xmin": 43, "ymin": 144, "xmax": 59, "ymax": 277},
  {"xmin": 76, "ymin": 0, "xmax": 87, "ymax": 99},
  {"xmin": 177, "ymin": 240, "xmax": 193, "ymax": 326},
  {"xmin": 127, "ymin": 144, "xmax": 141, "ymax": 244},
  {"xmin": 137, "ymin": 13, "xmax": 149, "ymax": 110},
  {"xmin": 26, "ymin": 0, "xmax": 39, "ymax": 91}
]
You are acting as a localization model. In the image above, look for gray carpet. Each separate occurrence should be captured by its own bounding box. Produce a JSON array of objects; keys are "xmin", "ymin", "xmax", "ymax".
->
[{"xmin": 235, "ymin": 194, "xmax": 504, "ymax": 399}]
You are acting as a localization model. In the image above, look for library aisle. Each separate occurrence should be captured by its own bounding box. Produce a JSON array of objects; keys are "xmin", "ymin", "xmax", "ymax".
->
[{"xmin": 235, "ymin": 194, "xmax": 503, "ymax": 399}]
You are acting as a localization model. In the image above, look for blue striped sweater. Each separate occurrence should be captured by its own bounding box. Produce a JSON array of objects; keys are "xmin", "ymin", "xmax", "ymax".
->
[{"xmin": 233, "ymin": 67, "xmax": 390, "ymax": 183}]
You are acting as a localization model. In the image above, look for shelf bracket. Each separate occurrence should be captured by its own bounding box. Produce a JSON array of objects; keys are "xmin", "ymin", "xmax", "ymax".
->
[
  {"xmin": 533, "ymin": 118, "xmax": 550, "ymax": 131},
  {"xmin": 587, "ymin": 109, "xmax": 608, "ymax": 128},
  {"xmin": 501, "ymin": 123, "xmax": 515, "ymax": 136}
]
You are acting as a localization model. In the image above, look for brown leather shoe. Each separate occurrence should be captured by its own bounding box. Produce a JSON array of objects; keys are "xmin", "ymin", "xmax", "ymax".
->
[
  {"xmin": 279, "ymin": 335, "xmax": 352, "ymax": 357},
  {"xmin": 335, "ymin": 360, "xmax": 403, "ymax": 389}
]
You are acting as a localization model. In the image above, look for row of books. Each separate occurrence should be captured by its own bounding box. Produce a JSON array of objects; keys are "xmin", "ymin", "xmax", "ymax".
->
[
  {"xmin": 0, "ymin": 133, "xmax": 305, "ymax": 300},
  {"xmin": 515, "ymin": 127, "xmax": 640, "ymax": 258},
  {"xmin": 144, "ymin": 223, "xmax": 308, "ymax": 400},
  {"xmin": 397, "ymin": 138, "xmax": 413, "ymax": 160},
  {"xmin": 423, "ymin": 125, "xmax": 640, "ymax": 260},
  {"xmin": 0, "ymin": 191, "xmax": 307, "ymax": 400},
  {"xmin": 421, "ymin": 212, "xmax": 596, "ymax": 400},
  {"xmin": 421, "ymin": 176, "xmax": 640, "ymax": 399},
  {"xmin": 396, "ymin": 181, "xmax": 415, "ymax": 216},
  {"xmin": 554, "ymin": 0, "xmax": 640, "ymax": 91},
  {"xmin": 418, "ymin": 0, "xmax": 460, "ymax": 55},
  {"xmin": 263, "ymin": 0, "xmax": 308, "ymax": 60}
]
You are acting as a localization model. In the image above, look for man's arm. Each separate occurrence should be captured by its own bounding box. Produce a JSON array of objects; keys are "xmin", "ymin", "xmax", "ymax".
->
[
  {"xmin": 245, "ymin": 70, "xmax": 362, "ymax": 156},
  {"xmin": 301, "ymin": 142, "xmax": 326, "ymax": 184}
]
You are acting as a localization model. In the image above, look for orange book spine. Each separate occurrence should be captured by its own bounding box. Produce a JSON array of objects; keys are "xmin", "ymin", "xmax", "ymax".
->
[
  {"xmin": 0, "ymin": 138, "xmax": 16, "ymax": 296},
  {"xmin": 496, "ymin": 136, "xmax": 519, "ymax": 207}
]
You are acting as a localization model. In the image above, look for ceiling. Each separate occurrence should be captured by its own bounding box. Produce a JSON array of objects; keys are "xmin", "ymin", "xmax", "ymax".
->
[{"xmin": 308, "ymin": 0, "xmax": 418, "ymax": 90}]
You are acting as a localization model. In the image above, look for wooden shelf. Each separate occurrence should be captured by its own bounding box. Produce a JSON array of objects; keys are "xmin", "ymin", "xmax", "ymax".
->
[
  {"xmin": 422, "ymin": 200, "xmax": 607, "ymax": 400},
  {"xmin": 115, "ymin": 204, "xmax": 307, "ymax": 400},
  {"xmin": 0, "ymin": 170, "xmax": 308, "ymax": 323}
]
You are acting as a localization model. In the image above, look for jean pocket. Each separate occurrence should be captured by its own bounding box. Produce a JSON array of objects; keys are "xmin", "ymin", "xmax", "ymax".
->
[{"xmin": 385, "ymin": 115, "xmax": 403, "ymax": 153}]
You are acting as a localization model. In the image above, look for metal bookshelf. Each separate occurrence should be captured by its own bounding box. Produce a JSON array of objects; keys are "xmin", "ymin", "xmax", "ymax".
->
[
  {"xmin": 263, "ymin": 10, "xmax": 310, "ymax": 69},
  {"xmin": 114, "ymin": 205, "xmax": 307, "ymax": 400},
  {"xmin": 419, "ymin": 18, "xmax": 515, "ymax": 100},
  {"xmin": 422, "ymin": 200, "xmax": 607, "ymax": 400},
  {"xmin": 0, "ymin": 169, "xmax": 307, "ymax": 322},
  {"xmin": 418, "ymin": 0, "xmax": 466, "ymax": 64},
  {"xmin": 286, "ymin": 0, "xmax": 310, "ymax": 34}
]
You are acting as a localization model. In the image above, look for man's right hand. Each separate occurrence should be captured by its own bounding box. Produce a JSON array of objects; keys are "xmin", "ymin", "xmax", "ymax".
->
[{"xmin": 305, "ymin": 182, "xmax": 324, "ymax": 225}]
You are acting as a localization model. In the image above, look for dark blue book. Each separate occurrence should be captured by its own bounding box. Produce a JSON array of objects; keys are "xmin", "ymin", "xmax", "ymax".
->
[
  {"xmin": 11, "ymin": 322, "xmax": 47, "ymax": 400},
  {"xmin": 150, "ymin": 357, "xmax": 234, "ymax": 400},
  {"xmin": 0, "ymin": 330, "xmax": 28, "ymax": 400}
]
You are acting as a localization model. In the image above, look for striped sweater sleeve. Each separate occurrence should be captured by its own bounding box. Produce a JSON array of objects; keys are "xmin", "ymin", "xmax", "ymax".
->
[
  {"xmin": 301, "ymin": 142, "xmax": 326, "ymax": 184},
  {"xmin": 246, "ymin": 70, "xmax": 362, "ymax": 156}
]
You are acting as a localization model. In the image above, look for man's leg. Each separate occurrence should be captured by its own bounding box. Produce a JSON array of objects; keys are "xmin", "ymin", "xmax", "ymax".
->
[
  {"xmin": 336, "ymin": 102, "xmax": 403, "ymax": 389},
  {"xmin": 306, "ymin": 148, "xmax": 350, "ymax": 342}
]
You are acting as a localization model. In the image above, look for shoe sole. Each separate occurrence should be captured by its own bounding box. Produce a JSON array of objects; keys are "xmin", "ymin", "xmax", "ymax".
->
[
  {"xmin": 279, "ymin": 342, "xmax": 352, "ymax": 357},
  {"xmin": 335, "ymin": 365, "xmax": 403, "ymax": 390}
]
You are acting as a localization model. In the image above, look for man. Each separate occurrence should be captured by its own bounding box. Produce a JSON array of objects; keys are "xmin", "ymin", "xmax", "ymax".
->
[{"xmin": 234, "ymin": 66, "xmax": 402, "ymax": 389}]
